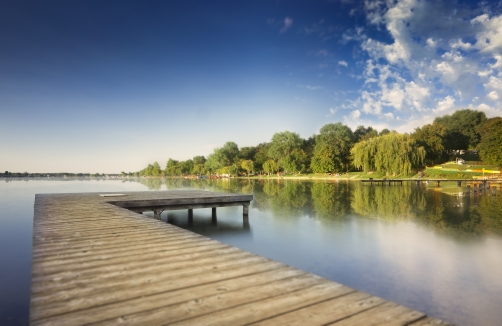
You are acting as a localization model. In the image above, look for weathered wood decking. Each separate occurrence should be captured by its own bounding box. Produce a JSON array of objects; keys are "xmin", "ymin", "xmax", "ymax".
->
[{"xmin": 31, "ymin": 190, "xmax": 451, "ymax": 325}]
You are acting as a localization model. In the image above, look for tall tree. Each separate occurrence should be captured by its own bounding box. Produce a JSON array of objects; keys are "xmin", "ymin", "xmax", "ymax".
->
[
  {"xmin": 434, "ymin": 109, "xmax": 487, "ymax": 149},
  {"xmin": 268, "ymin": 131, "xmax": 304, "ymax": 169},
  {"xmin": 354, "ymin": 125, "xmax": 378, "ymax": 142},
  {"xmin": 477, "ymin": 117, "xmax": 502, "ymax": 165},
  {"xmin": 351, "ymin": 133, "xmax": 425, "ymax": 175},
  {"xmin": 204, "ymin": 141, "xmax": 240, "ymax": 173},
  {"xmin": 263, "ymin": 159, "xmax": 279, "ymax": 175},
  {"xmin": 311, "ymin": 123, "xmax": 355, "ymax": 173},
  {"xmin": 412, "ymin": 124, "xmax": 447, "ymax": 164},
  {"xmin": 241, "ymin": 160, "xmax": 254, "ymax": 176},
  {"xmin": 165, "ymin": 159, "xmax": 180, "ymax": 176},
  {"xmin": 253, "ymin": 143, "xmax": 269, "ymax": 172}
]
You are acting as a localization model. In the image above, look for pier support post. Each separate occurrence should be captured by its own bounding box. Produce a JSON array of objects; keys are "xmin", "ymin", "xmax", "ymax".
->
[
  {"xmin": 212, "ymin": 207, "xmax": 217, "ymax": 224},
  {"xmin": 493, "ymin": 186, "xmax": 497, "ymax": 196},
  {"xmin": 243, "ymin": 203, "xmax": 249, "ymax": 216},
  {"xmin": 467, "ymin": 185, "xmax": 471, "ymax": 194},
  {"xmin": 188, "ymin": 209, "xmax": 193, "ymax": 224},
  {"xmin": 457, "ymin": 181, "xmax": 462, "ymax": 186},
  {"xmin": 435, "ymin": 181, "xmax": 440, "ymax": 187},
  {"xmin": 153, "ymin": 209, "xmax": 163, "ymax": 220}
]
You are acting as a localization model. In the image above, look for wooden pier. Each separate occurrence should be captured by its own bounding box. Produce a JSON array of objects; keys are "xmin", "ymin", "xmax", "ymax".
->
[
  {"xmin": 30, "ymin": 190, "xmax": 451, "ymax": 325},
  {"xmin": 362, "ymin": 178, "xmax": 501, "ymax": 187}
]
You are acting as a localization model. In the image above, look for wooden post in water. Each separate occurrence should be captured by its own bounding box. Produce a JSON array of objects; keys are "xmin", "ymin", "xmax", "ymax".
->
[
  {"xmin": 493, "ymin": 186, "xmax": 497, "ymax": 196},
  {"xmin": 467, "ymin": 185, "xmax": 471, "ymax": 194},
  {"xmin": 153, "ymin": 209, "xmax": 163, "ymax": 220},
  {"xmin": 457, "ymin": 181, "xmax": 462, "ymax": 186},
  {"xmin": 435, "ymin": 181, "xmax": 441, "ymax": 187},
  {"xmin": 188, "ymin": 208, "xmax": 193, "ymax": 224},
  {"xmin": 243, "ymin": 203, "xmax": 249, "ymax": 216},
  {"xmin": 212, "ymin": 207, "xmax": 217, "ymax": 224}
]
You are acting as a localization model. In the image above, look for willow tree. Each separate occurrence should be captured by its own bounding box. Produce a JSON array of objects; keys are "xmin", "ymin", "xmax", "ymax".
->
[{"xmin": 351, "ymin": 133, "xmax": 425, "ymax": 176}]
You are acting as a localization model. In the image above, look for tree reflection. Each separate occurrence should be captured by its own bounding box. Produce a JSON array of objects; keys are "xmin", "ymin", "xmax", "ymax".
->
[
  {"xmin": 351, "ymin": 185, "xmax": 425, "ymax": 221},
  {"xmin": 129, "ymin": 177, "xmax": 502, "ymax": 240},
  {"xmin": 478, "ymin": 194, "xmax": 502, "ymax": 236},
  {"xmin": 311, "ymin": 182, "xmax": 351, "ymax": 219}
]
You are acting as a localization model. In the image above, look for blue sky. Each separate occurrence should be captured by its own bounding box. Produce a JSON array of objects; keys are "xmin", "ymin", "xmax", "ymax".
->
[{"xmin": 1, "ymin": 0, "xmax": 502, "ymax": 173}]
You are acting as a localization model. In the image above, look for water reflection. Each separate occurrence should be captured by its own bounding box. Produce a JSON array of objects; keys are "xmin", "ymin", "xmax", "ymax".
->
[
  {"xmin": 131, "ymin": 177, "xmax": 502, "ymax": 240},
  {"xmin": 2, "ymin": 178, "xmax": 502, "ymax": 325}
]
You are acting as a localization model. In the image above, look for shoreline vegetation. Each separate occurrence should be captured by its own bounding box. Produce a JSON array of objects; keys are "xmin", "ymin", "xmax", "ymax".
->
[
  {"xmin": 132, "ymin": 108, "xmax": 502, "ymax": 180},
  {"xmin": 3, "ymin": 109, "xmax": 501, "ymax": 180}
]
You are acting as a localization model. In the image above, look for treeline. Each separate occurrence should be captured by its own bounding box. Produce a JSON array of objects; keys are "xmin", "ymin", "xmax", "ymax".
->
[{"xmin": 138, "ymin": 109, "xmax": 502, "ymax": 177}]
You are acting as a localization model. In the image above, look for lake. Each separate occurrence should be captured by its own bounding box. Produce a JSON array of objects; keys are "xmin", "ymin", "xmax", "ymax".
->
[{"xmin": 1, "ymin": 178, "xmax": 501, "ymax": 325}]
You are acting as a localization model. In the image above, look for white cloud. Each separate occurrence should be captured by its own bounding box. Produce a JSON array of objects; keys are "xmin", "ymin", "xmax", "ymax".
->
[
  {"xmin": 280, "ymin": 17, "xmax": 293, "ymax": 33},
  {"xmin": 487, "ymin": 91, "xmax": 499, "ymax": 101},
  {"xmin": 434, "ymin": 96, "xmax": 455, "ymax": 113},
  {"xmin": 340, "ymin": 0, "xmax": 502, "ymax": 125},
  {"xmin": 350, "ymin": 109, "xmax": 361, "ymax": 119},
  {"xmin": 338, "ymin": 60, "xmax": 348, "ymax": 67}
]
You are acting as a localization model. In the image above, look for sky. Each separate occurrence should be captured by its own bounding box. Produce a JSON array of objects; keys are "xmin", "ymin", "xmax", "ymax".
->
[{"xmin": 1, "ymin": 0, "xmax": 502, "ymax": 173}]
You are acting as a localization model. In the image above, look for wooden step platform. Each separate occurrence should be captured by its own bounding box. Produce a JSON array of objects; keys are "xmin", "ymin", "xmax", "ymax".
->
[{"xmin": 30, "ymin": 190, "xmax": 451, "ymax": 325}]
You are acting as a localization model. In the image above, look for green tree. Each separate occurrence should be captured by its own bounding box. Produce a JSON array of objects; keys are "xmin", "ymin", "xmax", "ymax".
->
[
  {"xmin": 263, "ymin": 159, "xmax": 279, "ymax": 175},
  {"xmin": 205, "ymin": 141, "xmax": 240, "ymax": 173},
  {"xmin": 268, "ymin": 131, "xmax": 304, "ymax": 168},
  {"xmin": 477, "ymin": 118, "xmax": 502, "ymax": 165},
  {"xmin": 283, "ymin": 148, "xmax": 308, "ymax": 174},
  {"xmin": 412, "ymin": 123, "xmax": 447, "ymax": 164},
  {"xmin": 310, "ymin": 142, "xmax": 336, "ymax": 173},
  {"xmin": 354, "ymin": 125, "xmax": 378, "ymax": 142},
  {"xmin": 165, "ymin": 159, "xmax": 181, "ymax": 176},
  {"xmin": 239, "ymin": 147, "xmax": 256, "ymax": 160},
  {"xmin": 434, "ymin": 109, "xmax": 487, "ymax": 149},
  {"xmin": 311, "ymin": 123, "xmax": 354, "ymax": 173},
  {"xmin": 193, "ymin": 156, "xmax": 206, "ymax": 165},
  {"xmin": 351, "ymin": 133, "xmax": 426, "ymax": 175},
  {"xmin": 253, "ymin": 143, "xmax": 269, "ymax": 172},
  {"xmin": 241, "ymin": 159, "xmax": 254, "ymax": 176},
  {"xmin": 178, "ymin": 160, "xmax": 194, "ymax": 175}
]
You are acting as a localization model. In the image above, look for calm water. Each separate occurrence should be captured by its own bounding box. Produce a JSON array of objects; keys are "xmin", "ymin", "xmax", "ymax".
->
[{"xmin": 1, "ymin": 178, "xmax": 502, "ymax": 325}]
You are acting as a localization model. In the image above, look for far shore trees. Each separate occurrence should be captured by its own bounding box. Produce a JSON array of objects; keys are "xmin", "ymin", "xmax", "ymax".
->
[
  {"xmin": 351, "ymin": 133, "xmax": 426, "ymax": 176},
  {"xmin": 478, "ymin": 117, "xmax": 502, "ymax": 165},
  {"xmin": 135, "ymin": 108, "xmax": 500, "ymax": 177},
  {"xmin": 268, "ymin": 131, "xmax": 307, "ymax": 174},
  {"xmin": 433, "ymin": 109, "xmax": 487, "ymax": 150},
  {"xmin": 263, "ymin": 160, "xmax": 279, "ymax": 175},
  {"xmin": 311, "ymin": 123, "xmax": 354, "ymax": 173},
  {"xmin": 412, "ymin": 124, "xmax": 447, "ymax": 165}
]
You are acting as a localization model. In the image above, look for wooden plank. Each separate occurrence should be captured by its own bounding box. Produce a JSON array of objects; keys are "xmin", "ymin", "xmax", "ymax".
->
[
  {"xmin": 31, "ymin": 242, "xmax": 230, "ymax": 284},
  {"xmin": 32, "ymin": 233, "xmax": 212, "ymax": 264},
  {"xmin": 93, "ymin": 273, "xmax": 330, "ymax": 326},
  {"xmin": 327, "ymin": 301, "xmax": 425, "ymax": 325},
  {"xmin": 33, "ymin": 267, "xmax": 303, "ymax": 326},
  {"xmin": 408, "ymin": 317, "xmax": 454, "ymax": 325},
  {"xmin": 251, "ymin": 292, "xmax": 386, "ymax": 326},
  {"xmin": 170, "ymin": 281, "xmax": 355, "ymax": 326},
  {"xmin": 31, "ymin": 259, "xmax": 284, "ymax": 321}
]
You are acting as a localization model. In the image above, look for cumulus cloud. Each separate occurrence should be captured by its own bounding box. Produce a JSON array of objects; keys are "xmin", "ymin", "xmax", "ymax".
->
[
  {"xmin": 280, "ymin": 17, "xmax": 293, "ymax": 33},
  {"xmin": 340, "ymin": 0, "xmax": 502, "ymax": 127},
  {"xmin": 338, "ymin": 60, "xmax": 348, "ymax": 67}
]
